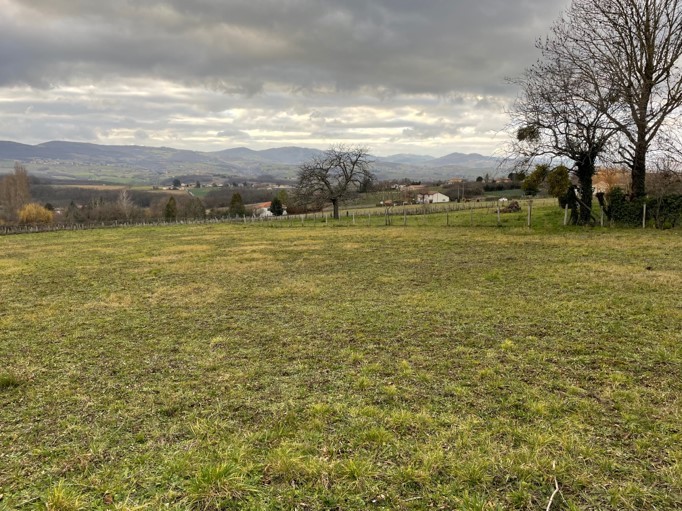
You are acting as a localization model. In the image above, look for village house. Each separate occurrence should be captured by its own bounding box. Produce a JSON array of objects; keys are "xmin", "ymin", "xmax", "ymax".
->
[
  {"xmin": 417, "ymin": 192, "xmax": 450, "ymax": 204},
  {"xmin": 592, "ymin": 168, "xmax": 631, "ymax": 195},
  {"xmin": 253, "ymin": 201, "xmax": 287, "ymax": 217}
]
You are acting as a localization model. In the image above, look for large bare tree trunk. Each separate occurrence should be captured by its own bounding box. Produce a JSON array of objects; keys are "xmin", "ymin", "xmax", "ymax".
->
[
  {"xmin": 632, "ymin": 134, "xmax": 648, "ymax": 198},
  {"xmin": 331, "ymin": 198, "xmax": 339, "ymax": 219},
  {"xmin": 577, "ymin": 163, "xmax": 595, "ymax": 225}
]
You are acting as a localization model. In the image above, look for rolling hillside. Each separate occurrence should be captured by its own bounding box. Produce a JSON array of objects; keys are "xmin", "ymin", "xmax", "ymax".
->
[{"xmin": 0, "ymin": 140, "xmax": 506, "ymax": 184}]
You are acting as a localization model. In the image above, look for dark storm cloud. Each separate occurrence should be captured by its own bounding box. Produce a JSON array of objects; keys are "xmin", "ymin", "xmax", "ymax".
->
[{"xmin": 2, "ymin": 0, "xmax": 568, "ymax": 95}]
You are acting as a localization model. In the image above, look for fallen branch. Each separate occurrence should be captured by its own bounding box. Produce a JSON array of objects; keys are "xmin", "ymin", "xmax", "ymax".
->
[{"xmin": 545, "ymin": 461, "xmax": 560, "ymax": 511}]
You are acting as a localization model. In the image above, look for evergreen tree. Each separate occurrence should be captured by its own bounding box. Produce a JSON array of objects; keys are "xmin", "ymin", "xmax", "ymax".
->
[
  {"xmin": 229, "ymin": 192, "xmax": 245, "ymax": 217},
  {"xmin": 269, "ymin": 196, "xmax": 284, "ymax": 216},
  {"xmin": 165, "ymin": 196, "xmax": 177, "ymax": 221}
]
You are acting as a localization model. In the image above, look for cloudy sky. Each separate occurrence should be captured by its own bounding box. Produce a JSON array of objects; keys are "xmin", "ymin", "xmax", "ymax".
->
[{"xmin": 0, "ymin": 0, "xmax": 569, "ymax": 156}]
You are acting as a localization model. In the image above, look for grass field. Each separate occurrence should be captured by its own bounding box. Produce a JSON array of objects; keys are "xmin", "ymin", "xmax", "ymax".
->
[{"xmin": 1, "ymin": 207, "xmax": 681, "ymax": 510}]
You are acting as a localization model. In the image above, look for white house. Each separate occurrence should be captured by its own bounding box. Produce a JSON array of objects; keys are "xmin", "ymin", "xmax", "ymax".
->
[
  {"xmin": 253, "ymin": 201, "xmax": 287, "ymax": 217},
  {"xmin": 417, "ymin": 192, "xmax": 450, "ymax": 204}
]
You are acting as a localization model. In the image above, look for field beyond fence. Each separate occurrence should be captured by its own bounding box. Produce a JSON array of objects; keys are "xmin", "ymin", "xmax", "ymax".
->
[{"xmin": 2, "ymin": 198, "xmax": 673, "ymax": 235}]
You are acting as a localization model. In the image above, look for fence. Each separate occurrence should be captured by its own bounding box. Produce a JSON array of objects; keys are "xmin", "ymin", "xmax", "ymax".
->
[{"xmin": 1, "ymin": 198, "xmax": 676, "ymax": 235}]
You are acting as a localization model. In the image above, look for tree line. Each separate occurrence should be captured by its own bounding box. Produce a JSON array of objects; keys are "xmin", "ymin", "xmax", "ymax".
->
[{"xmin": 0, "ymin": 164, "xmax": 301, "ymax": 226}]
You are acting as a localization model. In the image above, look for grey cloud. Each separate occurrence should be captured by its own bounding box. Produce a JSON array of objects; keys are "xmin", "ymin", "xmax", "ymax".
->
[
  {"xmin": 134, "ymin": 129, "xmax": 149, "ymax": 141},
  {"xmin": 216, "ymin": 128, "xmax": 251, "ymax": 139},
  {"xmin": 0, "ymin": 0, "xmax": 571, "ymax": 155},
  {"xmin": 2, "ymin": 0, "xmax": 568, "ymax": 95}
]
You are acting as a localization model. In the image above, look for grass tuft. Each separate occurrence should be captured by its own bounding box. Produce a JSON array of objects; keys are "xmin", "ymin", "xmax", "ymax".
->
[
  {"xmin": 44, "ymin": 482, "xmax": 86, "ymax": 511},
  {"xmin": 186, "ymin": 462, "xmax": 259, "ymax": 510},
  {"xmin": 0, "ymin": 372, "xmax": 21, "ymax": 390}
]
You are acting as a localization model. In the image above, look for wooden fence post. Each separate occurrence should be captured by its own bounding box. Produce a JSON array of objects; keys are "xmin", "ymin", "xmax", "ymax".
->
[{"xmin": 527, "ymin": 200, "xmax": 532, "ymax": 228}]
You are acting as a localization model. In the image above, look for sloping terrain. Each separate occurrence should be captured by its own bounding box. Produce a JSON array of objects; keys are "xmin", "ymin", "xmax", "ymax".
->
[
  {"xmin": 1, "ymin": 219, "xmax": 680, "ymax": 510},
  {"xmin": 0, "ymin": 141, "xmax": 504, "ymax": 184}
]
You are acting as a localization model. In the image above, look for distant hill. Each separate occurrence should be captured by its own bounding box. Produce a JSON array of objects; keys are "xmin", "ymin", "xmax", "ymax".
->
[
  {"xmin": 425, "ymin": 152, "xmax": 501, "ymax": 169},
  {"xmin": 258, "ymin": 147, "xmax": 326, "ymax": 165},
  {"xmin": 376, "ymin": 154, "xmax": 436, "ymax": 165},
  {"xmin": 0, "ymin": 141, "xmax": 504, "ymax": 184},
  {"xmin": 0, "ymin": 141, "xmax": 53, "ymax": 160}
]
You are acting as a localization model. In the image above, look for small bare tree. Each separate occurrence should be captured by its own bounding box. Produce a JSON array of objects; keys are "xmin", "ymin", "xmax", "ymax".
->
[
  {"xmin": 0, "ymin": 163, "xmax": 31, "ymax": 221},
  {"xmin": 118, "ymin": 189, "xmax": 134, "ymax": 221},
  {"xmin": 295, "ymin": 146, "xmax": 374, "ymax": 219}
]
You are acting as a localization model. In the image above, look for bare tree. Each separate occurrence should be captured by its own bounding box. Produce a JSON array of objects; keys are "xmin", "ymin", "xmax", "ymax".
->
[
  {"xmin": 508, "ymin": 36, "xmax": 619, "ymax": 224},
  {"xmin": 549, "ymin": 0, "xmax": 682, "ymax": 198},
  {"xmin": 118, "ymin": 188, "xmax": 134, "ymax": 221},
  {"xmin": 0, "ymin": 163, "xmax": 31, "ymax": 221},
  {"xmin": 295, "ymin": 146, "xmax": 374, "ymax": 219}
]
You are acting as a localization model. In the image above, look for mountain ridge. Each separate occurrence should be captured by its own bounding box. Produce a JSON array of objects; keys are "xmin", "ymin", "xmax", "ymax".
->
[{"xmin": 0, "ymin": 140, "xmax": 504, "ymax": 183}]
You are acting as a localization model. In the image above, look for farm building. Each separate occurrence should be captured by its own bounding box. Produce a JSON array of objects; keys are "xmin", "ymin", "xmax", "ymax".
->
[
  {"xmin": 253, "ymin": 202, "xmax": 287, "ymax": 217},
  {"xmin": 417, "ymin": 192, "xmax": 450, "ymax": 204}
]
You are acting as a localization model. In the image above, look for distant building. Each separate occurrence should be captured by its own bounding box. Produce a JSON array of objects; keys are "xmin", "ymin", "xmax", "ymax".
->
[
  {"xmin": 253, "ymin": 201, "xmax": 287, "ymax": 217},
  {"xmin": 593, "ymin": 168, "xmax": 631, "ymax": 195},
  {"xmin": 417, "ymin": 192, "xmax": 450, "ymax": 204}
]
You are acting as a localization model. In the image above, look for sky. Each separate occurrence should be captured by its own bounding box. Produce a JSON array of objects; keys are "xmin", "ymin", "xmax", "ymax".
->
[{"xmin": 0, "ymin": 0, "xmax": 570, "ymax": 157}]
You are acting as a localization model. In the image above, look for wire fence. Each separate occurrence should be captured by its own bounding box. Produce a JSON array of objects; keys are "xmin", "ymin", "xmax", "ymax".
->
[{"xmin": 1, "ymin": 198, "xmax": 677, "ymax": 235}]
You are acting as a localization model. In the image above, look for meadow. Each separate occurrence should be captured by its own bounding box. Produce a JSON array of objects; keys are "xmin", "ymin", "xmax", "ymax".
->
[{"xmin": 1, "ymin": 206, "xmax": 681, "ymax": 510}]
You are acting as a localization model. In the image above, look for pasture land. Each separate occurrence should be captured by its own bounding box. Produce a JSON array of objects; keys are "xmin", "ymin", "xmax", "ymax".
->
[{"xmin": 1, "ymin": 217, "xmax": 681, "ymax": 510}]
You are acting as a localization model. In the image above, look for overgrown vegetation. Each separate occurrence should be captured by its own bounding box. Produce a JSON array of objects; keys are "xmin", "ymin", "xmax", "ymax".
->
[
  {"xmin": 600, "ymin": 187, "xmax": 682, "ymax": 228},
  {"xmin": 1, "ymin": 214, "xmax": 680, "ymax": 510}
]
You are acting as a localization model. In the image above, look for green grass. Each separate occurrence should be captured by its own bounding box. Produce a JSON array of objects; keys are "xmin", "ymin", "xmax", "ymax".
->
[
  {"xmin": 1, "ymin": 208, "xmax": 681, "ymax": 509},
  {"xmin": 0, "ymin": 372, "xmax": 21, "ymax": 390}
]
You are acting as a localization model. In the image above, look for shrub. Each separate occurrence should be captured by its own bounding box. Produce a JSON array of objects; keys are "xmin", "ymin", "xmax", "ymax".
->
[
  {"xmin": 649, "ymin": 194, "xmax": 682, "ymax": 228},
  {"xmin": 604, "ymin": 187, "xmax": 642, "ymax": 225},
  {"xmin": 18, "ymin": 203, "xmax": 54, "ymax": 225},
  {"xmin": 603, "ymin": 187, "xmax": 682, "ymax": 228}
]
